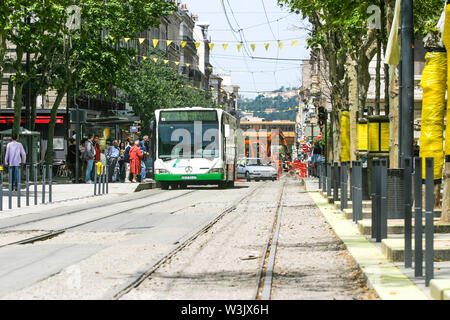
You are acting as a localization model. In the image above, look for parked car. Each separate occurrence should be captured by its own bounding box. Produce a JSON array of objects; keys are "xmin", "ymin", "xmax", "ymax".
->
[{"xmin": 237, "ymin": 158, "xmax": 278, "ymax": 182}]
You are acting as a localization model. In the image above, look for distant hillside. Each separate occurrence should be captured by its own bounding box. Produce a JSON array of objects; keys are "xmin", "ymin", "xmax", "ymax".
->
[{"xmin": 240, "ymin": 92, "xmax": 298, "ymax": 121}]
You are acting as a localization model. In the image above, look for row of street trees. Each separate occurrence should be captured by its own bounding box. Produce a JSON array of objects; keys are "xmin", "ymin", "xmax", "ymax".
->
[
  {"xmin": 278, "ymin": 0, "xmax": 447, "ymax": 220},
  {"xmin": 0, "ymin": 1, "xmax": 214, "ymax": 165}
]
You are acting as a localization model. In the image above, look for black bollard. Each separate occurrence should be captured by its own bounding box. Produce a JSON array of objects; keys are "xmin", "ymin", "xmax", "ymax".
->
[
  {"xmin": 425, "ymin": 158, "xmax": 434, "ymax": 287},
  {"xmin": 327, "ymin": 163, "xmax": 332, "ymax": 198},
  {"xmin": 379, "ymin": 159, "xmax": 388, "ymax": 241},
  {"xmin": 42, "ymin": 165, "xmax": 46, "ymax": 204},
  {"xmin": 341, "ymin": 162, "xmax": 348, "ymax": 210},
  {"xmin": 371, "ymin": 159, "xmax": 380, "ymax": 240},
  {"xmin": 333, "ymin": 162, "xmax": 339, "ymax": 203},
  {"xmin": 0, "ymin": 169, "xmax": 3, "ymax": 211},
  {"xmin": 34, "ymin": 164, "xmax": 38, "ymax": 205},
  {"xmin": 404, "ymin": 157, "xmax": 413, "ymax": 268},
  {"xmin": 8, "ymin": 166, "xmax": 12, "ymax": 210},
  {"xmin": 17, "ymin": 166, "xmax": 21, "ymax": 208},
  {"xmin": 49, "ymin": 165, "xmax": 52, "ymax": 203},
  {"xmin": 94, "ymin": 166, "xmax": 97, "ymax": 196},
  {"xmin": 414, "ymin": 157, "xmax": 423, "ymax": 277},
  {"xmin": 26, "ymin": 165, "xmax": 30, "ymax": 207}
]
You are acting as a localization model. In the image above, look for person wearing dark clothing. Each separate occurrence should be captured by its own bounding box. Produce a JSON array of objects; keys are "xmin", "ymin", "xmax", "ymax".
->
[
  {"xmin": 413, "ymin": 140, "xmax": 420, "ymax": 157},
  {"xmin": 106, "ymin": 140, "xmax": 121, "ymax": 182},
  {"xmin": 67, "ymin": 138, "xmax": 77, "ymax": 182},
  {"xmin": 118, "ymin": 142, "xmax": 126, "ymax": 183}
]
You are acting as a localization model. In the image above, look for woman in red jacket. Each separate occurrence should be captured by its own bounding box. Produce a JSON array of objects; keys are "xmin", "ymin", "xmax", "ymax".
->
[{"xmin": 129, "ymin": 140, "xmax": 143, "ymax": 183}]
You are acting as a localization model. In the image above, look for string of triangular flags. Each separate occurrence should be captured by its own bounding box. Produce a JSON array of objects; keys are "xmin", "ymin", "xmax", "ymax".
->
[
  {"xmin": 241, "ymin": 106, "xmax": 299, "ymax": 113},
  {"xmin": 112, "ymin": 36, "xmax": 299, "ymax": 52}
]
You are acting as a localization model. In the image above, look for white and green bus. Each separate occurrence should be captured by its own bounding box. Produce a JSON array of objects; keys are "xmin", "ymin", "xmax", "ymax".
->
[{"xmin": 151, "ymin": 107, "xmax": 238, "ymax": 190}]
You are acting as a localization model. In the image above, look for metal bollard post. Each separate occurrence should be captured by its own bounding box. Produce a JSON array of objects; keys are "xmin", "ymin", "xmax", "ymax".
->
[
  {"xmin": 333, "ymin": 162, "xmax": 339, "ymax": 203},
  {"xmin": 425, "ymin": 158, "xmax": 434, "ymax": 287},
  {"xmin": 322, "ymin": 163, "xmax": 327, "ymax": 193},
  {"xmin": 102, "ymin": 166, "xmax": 106, "ymax": 195},
  {"xmin": 49, "ymin": 165, "xmax": 52, "ymax": 203},
  {"xmin": 404, "ymin": 157, "xmax": 413, "ymax": 268},
  {"xmin": 8, "ymin": 166, "xmax": 12, "ymax": 209},
  {"xmin": 26, "ymin": 165, "xmax": 30, "ymax": 206},
  {"xmin": 341, "ymin": 162, "xmax": 348, "ymax": 210},
  {"xmin": 42, "ymin": 165, "xmax": 46, "ymax": 204},
  {"xmin": 94, "ymin": 166, "xmax": 97, "ymax": 196},
  {"xmin": 327, "ymin": 163, "xmax": 332, "ymax": 198},
  {"xmin": 106, "ymin": 165, "xmax": 109, "ymax": 194},
  {"xmin": 98, "ymin": 167, "xmax": 103, "ymax": 195},
  {"xmin": 351, "ymin": 161, "xmax": 356, "ymax": 222},
  {"xmin": 17, "ymin": 166, "xmax": 21, "ymax": 208},
  {"xmin": 379, "ymin": 159, "xmax": 388, "ymax": 241},
  {"xmin": 371, "ymin": 159, "xmax": 380, "ymax": 240},
  {"xmin": 357, "ymin": 162, "xmax": 363, "ymax": 222},
  {"xmin": 0, "ymin": 168, "xmax": 3, "ymax": 211},
  {"xmin": 318, "ymin": 163, "xmax": 322, "ymax": 189},
  {"xmin": 414, "ymin": 157, "xmax": 423, "ymax": 277},
  {"xmin": 34, "ymin": 164, "xmax": 38, "ymax": 205}
]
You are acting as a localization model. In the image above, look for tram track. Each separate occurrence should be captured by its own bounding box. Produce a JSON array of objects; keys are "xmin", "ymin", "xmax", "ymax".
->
[
  {"xmin": 0, "ymin": 189, "xmax": 200, "ymax": 249},
  {"xmin": 254, "ymin": 181, "xmax": 286, "ymax": 300},
  {"xmin": 105, "ymin": 182, "xmax": 264, "ymax": 300}
]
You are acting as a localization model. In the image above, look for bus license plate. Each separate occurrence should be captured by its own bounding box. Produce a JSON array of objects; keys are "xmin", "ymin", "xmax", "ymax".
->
[{"xmin": 181, "ymin": 176, "xmax": 197, "ymax": 180}]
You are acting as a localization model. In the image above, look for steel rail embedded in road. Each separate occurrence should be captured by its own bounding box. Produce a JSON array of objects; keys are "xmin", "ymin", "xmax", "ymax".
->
[
  {"xmin": 105, "ymin": 183, "xmax": 264, "ymax": 300},
  {"xmin": 0, "ymin": 189, "xmax": 170, "ymax": 231},
  {"xmin": 254, "ymin": 180, "xmax": 286, "ymax": 300},
  {"xmin": 0, "ymin": 190, "xmax": 199, "ymax": 249}
]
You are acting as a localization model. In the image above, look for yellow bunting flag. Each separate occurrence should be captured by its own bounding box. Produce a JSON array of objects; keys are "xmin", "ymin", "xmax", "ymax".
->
[
  {"xmin": 186, "ymin": 63, "xmax": 191, "ymax": 67},
  {"xmin": 153, "ymin": 39, "xmax": 159, "ymax": 48},
  {"xmin": 222, "ymin": 43, "xmax": 228, "ymax": 51},
  {"xmin": 175, "ymin": 61, "xmax": 180, "ymax": 66},
  {"xmin": 124, "ymin": 38, "xmax": 130, "ymax": 43},
  {"xmin": 181, "ymin": 41, "xmax": 187, "ymax": 48},
  {"xmin": 292, "ymin": 40, "xmax": 298, "ymax": 48},
  {"xmin": 164, "ymin": 59, "xmax": 169, "ymax": 64},
  {"xmin": 188, "ymin": 85, "xmax": 192, "ymax": 88},
  {"xmin": 139, "ymin": 38, "xmax": 145, "ymax": 44},
  {"xmin": 237, "ymin": 43, "xmax": 242, "ymax": 52},
  {"xmin": 194, "ymin": 86, "xmax": 198, "ymax": 90},
  {"xmin": 195, "ymin": 42, "xmax": 201, "ymax": 50},
  {"xmin": 142, "ymin": 56, "xmax": 147, "ymax": 60},
  {"xmin": 166, "ymin": 40, "xmax": 173, "ymax": 46},
  {"xmin": 153, "ymin": 58, "xmax": 158, "ymax": 63},
  {"xmin": 109, "ymin": 35, "xmax": 115, "ymax": 40},
  {"xmin": 264, "ymin": 43, "xmax": 270, "ymax": 51},
  {"xmin": 197, "ymin": 64, "xmax": 201, "ymax": 69},
  {"xmin": 250, "ymin": 44, "xmax": 256, "ymax": 52},
  {"xmin": 278, "ymin": 42, "xmax": 283, "ymax": 50},
  {"xmin": 209, "ymin": 43, "xmax": 215, "ymax": 51}
]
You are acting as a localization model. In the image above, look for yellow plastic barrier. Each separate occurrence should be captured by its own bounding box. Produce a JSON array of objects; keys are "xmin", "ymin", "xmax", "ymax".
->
[
  {"xmin": 443, "ymin": 4, "xmax": 450, "ymax": 156},
  {"xmin": 341, "ymin": 111, "xmax": 351, "ymax": 162},
  {"xmin": 368, "ymin": 122, "xmax": 380, "ymax": 152},
  {"xmin": 357, "ymin": 123, "xmax": 368, "ymax": 151},
  {"xmin": 380, "ymin": 122, "xmax": 390, "ymax": 152},
  {"xmin": 419, "ymin": 51, "xmax": 447, "ymax": 180}
]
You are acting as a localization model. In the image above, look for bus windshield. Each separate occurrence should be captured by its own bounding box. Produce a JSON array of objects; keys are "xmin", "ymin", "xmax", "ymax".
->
[{"xmin": 158, "ymin": 121, "xmax": 220, "ymax": 160}]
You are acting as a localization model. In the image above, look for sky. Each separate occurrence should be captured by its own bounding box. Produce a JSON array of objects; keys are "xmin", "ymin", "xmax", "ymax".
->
[{"xmin": 185, "ymin": 0, "xmax": 310, "ymax": 98}]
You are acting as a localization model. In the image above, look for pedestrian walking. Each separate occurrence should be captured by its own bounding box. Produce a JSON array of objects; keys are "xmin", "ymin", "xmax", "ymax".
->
[
  {"xmin": 80, "ymin": 138, "xmax": 87, "ymax": 183},
  {"xmin": 4, "ymin": 134, "xmax": 26, "ymax": 191},
  {"xmin": 85, "ymin": 134, "xmax": 96, "ymax": 184},
  {"xmin": 124, "ymin": 138, "xmax": 133, "ymax": 182},
  {"xmin": 106, "ymin": 140, "xmax": 120, "ymax": 182},
  {"xmin": 129, "ymin": 140, "xmax": 143, "ymax": 183},
  {"xmin": 67, "ymin": 138, "xmax": 76, "ymax": 182},
  {"xmin": 140, "ymin": 135, "xmax": 152, "ymax": 181},
  {"xmin": 118, "ymin": 141, "xmax": 126, "ymax": 183}
]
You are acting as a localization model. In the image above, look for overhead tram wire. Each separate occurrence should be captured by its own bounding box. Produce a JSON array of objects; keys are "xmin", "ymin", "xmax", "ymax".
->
[
  {"xmin": 261, "ymin": 0, "xmax": 280, "ymax": 89},
  {"xmin": 220, "ymin": 0, "xmax": 258, "ymax": 93}
]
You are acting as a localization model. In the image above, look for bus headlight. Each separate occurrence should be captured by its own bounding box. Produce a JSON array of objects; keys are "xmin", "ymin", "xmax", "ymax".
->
[
  {"xmin": 155, "ymin": 169, "xmax": 169, "ymax": 174},
  {"xmin": 209, "ymin": 168, "xmax": 224, "ymax": 174}
]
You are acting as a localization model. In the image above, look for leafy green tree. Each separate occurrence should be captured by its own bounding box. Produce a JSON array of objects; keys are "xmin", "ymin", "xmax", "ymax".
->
[{"xmin": 120, "ymin": 54, "xmax": 215, "ymax": 132}]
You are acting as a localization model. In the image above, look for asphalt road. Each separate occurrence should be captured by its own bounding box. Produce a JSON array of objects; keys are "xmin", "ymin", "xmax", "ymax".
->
[{"xmin": 0, "ymin": 178, "xmax": 375, "ymax": 299}]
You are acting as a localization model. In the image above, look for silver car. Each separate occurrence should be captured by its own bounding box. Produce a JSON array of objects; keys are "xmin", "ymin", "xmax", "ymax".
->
[{"xmin": 237, "ymin": 158, "xmax": 278, "ymax": 182}]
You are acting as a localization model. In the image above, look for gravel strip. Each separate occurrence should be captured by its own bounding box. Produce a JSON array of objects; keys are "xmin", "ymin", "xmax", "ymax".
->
[{"xmin": 271, "ymin": 179, "xmax": 378, "ymax": 300}]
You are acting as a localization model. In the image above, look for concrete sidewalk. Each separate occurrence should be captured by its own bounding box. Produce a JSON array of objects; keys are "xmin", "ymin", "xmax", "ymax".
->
[
  {"xmin": 304, "ymin": 178, "xmax": 429, "ymax": 300},
  {"xmin": 0, "ymin": 181, "xmax": 156, "ymax": 221}
]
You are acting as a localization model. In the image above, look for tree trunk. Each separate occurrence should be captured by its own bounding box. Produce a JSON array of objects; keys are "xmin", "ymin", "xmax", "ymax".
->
[
  {"xmin": 442, "ymin": 161, "xmax": 450, "ymax": 222},
  {"xmin": 12, "ymin": 81, "xmax": 25, "ymax": 137},
  {"xmin": 348, "ymin": 62, "xmax": 359, "ymax": 161},
  {"xmin": 45, "ymin": 87, "xmax": 67, "ymax": 166},
  {"xmin": 389, "ymin": 66, "xmax": 399, "ymax": 169},
  {"xmin": 0, "ymin": 31, "xmax": 6, "ymax": 92},
  {"xmin": 375, "ymin": 37, "xmax": 382, "ymax": 115}
]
